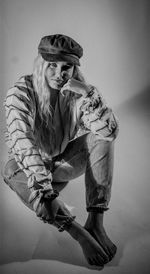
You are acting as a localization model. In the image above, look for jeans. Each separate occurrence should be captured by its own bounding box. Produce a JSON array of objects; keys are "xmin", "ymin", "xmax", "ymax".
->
[{"xmin": 2, "ymin": 133, "xmax": 114, "ymax": 231}]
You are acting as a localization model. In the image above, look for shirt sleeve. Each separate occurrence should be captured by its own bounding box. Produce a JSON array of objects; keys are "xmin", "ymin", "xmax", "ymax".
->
[
  {"xmin": 4, "ymin": 85, "xmax": 53, "ymax": 192},
  {"xmin": 79, "ymin": 85, "xmax": 119, "ymax": 141}
]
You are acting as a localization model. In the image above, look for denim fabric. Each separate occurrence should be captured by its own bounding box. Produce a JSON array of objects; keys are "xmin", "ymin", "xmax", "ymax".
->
[
  {"xmin": 2, "ymin": 132, "xmax": 114, "ymax": 230},
  {"xmin": 52, "ymin": 133, "xmax": 114, "ymax": 211}
]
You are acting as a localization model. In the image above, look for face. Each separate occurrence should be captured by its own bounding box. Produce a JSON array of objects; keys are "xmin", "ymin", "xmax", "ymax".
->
[{"xmin": 45, "ymin": 61, "xmax": 74, "ymax": 90}]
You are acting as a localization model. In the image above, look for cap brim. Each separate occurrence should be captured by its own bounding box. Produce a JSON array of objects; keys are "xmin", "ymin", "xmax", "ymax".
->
[{"xmin": 40, "ymin": 53, "xmax": 80, "ymax": 66}]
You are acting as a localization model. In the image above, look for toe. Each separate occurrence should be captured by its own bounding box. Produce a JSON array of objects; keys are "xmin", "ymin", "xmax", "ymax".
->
[
  {"xmin": 88, "ymin": 258, "xmax": 94, "ymax": 265},
  {"xmin": 90, "ymin": 256, "xmax": 103, "ymax": 266},
  {"xmin": 99, "ymin": 249, "xmax": 109, "ymax": 264},
  {"xmin": 108, "ymin": 244, "xmax": 117, "ymax": 261},
  {"xmin": 96, "ymin": 255, "xmax": 105, "ymax": 266},
  {"xmin": 101, "ymin": 243, "xmax": 112, "ymax": 260}
]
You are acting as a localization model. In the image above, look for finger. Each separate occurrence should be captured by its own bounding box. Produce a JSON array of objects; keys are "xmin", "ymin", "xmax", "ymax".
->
[
  {"xmin": 60, "ymin": 85, "xmax": 70, "ymax": 95},
  {"xmin": 61, "ymin": 84, "xmax": 69, "ymax": 91}
]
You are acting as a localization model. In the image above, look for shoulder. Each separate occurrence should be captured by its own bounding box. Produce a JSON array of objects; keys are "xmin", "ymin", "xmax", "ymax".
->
[
  {"xmin": 5, "ymin": 75, "xmax": 35, "ymax": 112},
  {"xmin": 8, "ymin": 75, "xmax": 33, "ymax": 97}
]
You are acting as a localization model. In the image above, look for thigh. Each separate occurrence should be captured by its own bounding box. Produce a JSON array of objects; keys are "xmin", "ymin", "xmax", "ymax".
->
[
  {"xmin": 2, "ymin": 158, "xmax": 73, "ymax": 207},
  {"xmin": 52, "ymin": 134, "xmax": 89, "ymax": 182}
]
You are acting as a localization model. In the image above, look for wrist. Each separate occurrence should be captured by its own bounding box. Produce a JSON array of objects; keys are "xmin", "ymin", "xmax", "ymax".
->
[
  {"xmin": 43, "ymin": 189, "xmax": 59, "ymax": 200},
  {"xmin": 28, "ymin": 186, "xmax": 59, "ymax": 211}
]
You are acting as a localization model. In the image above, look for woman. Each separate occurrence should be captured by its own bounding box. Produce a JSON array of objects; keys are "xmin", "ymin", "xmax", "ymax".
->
[{"xmin": 3, "ymin": 34, "xmax": 119, "ymax": 267}]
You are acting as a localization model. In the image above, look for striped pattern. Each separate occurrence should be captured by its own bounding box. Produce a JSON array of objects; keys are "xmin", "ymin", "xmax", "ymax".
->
[
  {"xmin": 80, "ymin": 86, "xmax": 119, "ymax": 141},
  {"xmin": 4, "ymin": 76, "xmax": 118, "ymax": 192},
  {"xmin": 4, "ymin": 75, "xmax": 52, "ymax": 190}
]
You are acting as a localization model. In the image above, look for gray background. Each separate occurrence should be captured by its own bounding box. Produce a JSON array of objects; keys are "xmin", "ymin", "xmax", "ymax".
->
[{"xmin": 0, "ymin": 0, "xmax": 150, "ymax": 273}]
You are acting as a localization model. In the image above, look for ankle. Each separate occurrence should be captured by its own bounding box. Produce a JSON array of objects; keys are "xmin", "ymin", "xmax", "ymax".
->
[
  {"xmin": 85, "ymin": 212, "xmax": 104, "ymax": 229},
  {"xmin": 65, "ymin": 221, "xmax": 82, "ymax": 241}
]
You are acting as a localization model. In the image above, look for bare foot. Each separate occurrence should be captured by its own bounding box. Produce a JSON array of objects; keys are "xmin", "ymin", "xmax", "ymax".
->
[
  {"xmin": 84, "ymin": 212, "xmax": 117, "ymax": 261},
  {"xmin": 66, "ymin": 221, "xmax": 109, "ymax": 266},
  {"xmin": 85, "ymin": 225, "xmax": 117, "ymax": 261}
]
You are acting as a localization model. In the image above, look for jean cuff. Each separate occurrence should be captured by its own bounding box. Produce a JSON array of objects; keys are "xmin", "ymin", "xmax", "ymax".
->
[
  {"xmin": 86, "ymin": 205, "xmax": 109, "ymax": 213},
  {"xmin": 29, "ymin": 188, "xmax": 59, "ymax": 212}
]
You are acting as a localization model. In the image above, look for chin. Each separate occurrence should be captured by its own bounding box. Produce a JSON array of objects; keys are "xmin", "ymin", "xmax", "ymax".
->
[{"xmin": 49, "ymin": 83, "xmax": 61, "ymax": 90}]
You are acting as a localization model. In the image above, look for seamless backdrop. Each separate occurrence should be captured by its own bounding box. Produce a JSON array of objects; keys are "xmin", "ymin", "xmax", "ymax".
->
[{"xmin": 0, "ymin": 1, "xmax": 149, "ymax": 274}]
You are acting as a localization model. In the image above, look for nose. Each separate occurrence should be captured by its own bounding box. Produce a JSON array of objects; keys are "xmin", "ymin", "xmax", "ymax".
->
[{"xmin": 55, "ymin": 66, "xmax": 63, "ymax": 79}]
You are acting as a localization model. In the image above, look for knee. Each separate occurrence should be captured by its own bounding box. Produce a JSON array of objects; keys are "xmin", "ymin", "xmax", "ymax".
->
[
  {"xmin": 86, "ymin": 132, "xmax": 113, "ymax": 153},
  {"xmin": 2, "ymin": 159, "xmax": 18, "ymax": 179}
]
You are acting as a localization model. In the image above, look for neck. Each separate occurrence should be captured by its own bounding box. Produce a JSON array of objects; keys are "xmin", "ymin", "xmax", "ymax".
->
[
  {"xmin": 50, "ymin": 87, "xmax": 60, "ymax": 92},
  {"xmin": 50, "ymin": 87, "xmax": 60, "ymax": 111}
]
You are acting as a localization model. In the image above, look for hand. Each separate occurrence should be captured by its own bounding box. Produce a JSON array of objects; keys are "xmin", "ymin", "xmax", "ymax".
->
[
  {"xmin": 36, "ymin": 198, "xmax": 72, "ymax": 224},
  {"xmin": 61, "ymin": 78, "xmax": 89, "ymax": 98}
]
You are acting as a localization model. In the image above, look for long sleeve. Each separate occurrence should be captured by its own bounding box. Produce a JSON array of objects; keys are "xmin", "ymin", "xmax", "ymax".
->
[
  {"xmin": 79, "ymin": 85, "xmax": 119, "ymax": 141},
  {"xmin": 4, "ymin": 79, "xmax": 53, "ymax": 192}
]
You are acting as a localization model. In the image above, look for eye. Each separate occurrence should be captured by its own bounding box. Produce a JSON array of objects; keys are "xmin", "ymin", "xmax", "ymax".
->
[
  {"xmin": 49, "ymin": 62, "xmax": 57, "ymax": 68},
  {"xmin": 62, "ymin": 65, "xmax": 73, "ymax": 71}
]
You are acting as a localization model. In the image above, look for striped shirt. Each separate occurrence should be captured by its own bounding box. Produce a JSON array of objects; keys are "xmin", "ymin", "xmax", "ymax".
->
[{"xmin": 4, "ymin": 75, "xmax": 119, "ymax": 192}]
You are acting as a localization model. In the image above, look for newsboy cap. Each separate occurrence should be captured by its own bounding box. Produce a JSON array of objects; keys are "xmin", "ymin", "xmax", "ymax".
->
[{"xmin": 38, "ymin": 34, "xmax": 83, "ymax": 66}]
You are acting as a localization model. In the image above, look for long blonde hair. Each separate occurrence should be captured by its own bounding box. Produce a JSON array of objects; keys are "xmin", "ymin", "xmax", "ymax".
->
[{"xmin": 32, "ymin": 54, "xmax": 85, "ymax": 155}]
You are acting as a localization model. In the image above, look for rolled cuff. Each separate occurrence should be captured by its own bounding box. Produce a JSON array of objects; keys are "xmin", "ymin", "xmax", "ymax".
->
[
  {"xmin": 86, "ymin": 204, "xmax": 109, "ymax": 213},
  {"xmin": 29, "ymin": 188, "xmax": 59, "ymax": 212}
]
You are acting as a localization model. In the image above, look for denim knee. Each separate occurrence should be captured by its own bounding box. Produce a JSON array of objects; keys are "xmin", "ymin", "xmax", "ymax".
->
[
  {"xmin": 85, "ymin": 132, "xmax": 113, "ymax": 156},
  {"xmin": 2, "ymin": 159, "xmax": 19, "ymax": 179}
]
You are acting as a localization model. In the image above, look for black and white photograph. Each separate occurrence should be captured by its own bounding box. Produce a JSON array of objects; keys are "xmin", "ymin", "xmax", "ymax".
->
[{"xmin": 0, "ymin": 0, "xmax": 149, "ymax": 273}]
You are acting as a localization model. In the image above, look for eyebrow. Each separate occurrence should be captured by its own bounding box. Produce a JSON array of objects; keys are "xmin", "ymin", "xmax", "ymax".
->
[
  {"xmin": 49, "ymin": 62, "xmax": 73, "ymax": 67},
  {"xmin": 62, "ymin": 63, "xmax": 73, "ymax": 67}
]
